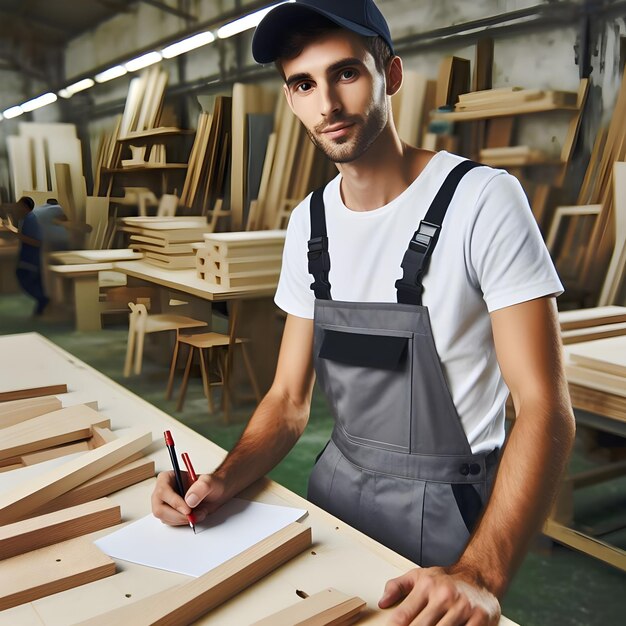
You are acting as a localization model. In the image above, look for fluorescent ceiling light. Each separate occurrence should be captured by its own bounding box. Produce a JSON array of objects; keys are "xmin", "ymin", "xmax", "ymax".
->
[
  {"xmin": 217, "ymin": 1, "xmax": 293, "ymax": 39},
  {"xmin": 95, "ymin": 65, "xmax": 127, "ymax": 83},
  {"xmin": 21, "ymin": 92, "xmax": 58, "ymax": 112},
  {"xmin": 66, "ymin": 78, "xmax": 95, "ymax": 96},
  {"xmin": 2, "ymin": 106, "xmax": 23, "ymax": 119},
  {"xmin": 58, "ymin": 88, "xmax": 72, "ymax": 99},
  {"xmin": 125, "ymin": 51, "xmax": 162, "ymax": 72},
  {"xmin": 162, "ymin": 31, "xmax": 215, "ymax": 58}
]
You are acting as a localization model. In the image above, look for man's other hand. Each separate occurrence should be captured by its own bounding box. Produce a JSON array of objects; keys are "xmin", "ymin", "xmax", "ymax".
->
[{"xmin": 379, "ymin": 566, "xmax": 501, "ymax": 625}]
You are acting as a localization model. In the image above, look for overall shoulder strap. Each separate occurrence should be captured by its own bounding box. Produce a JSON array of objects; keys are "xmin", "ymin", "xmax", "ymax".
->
[
  {"xmin": 395, "ymin": 159, "xmax": 481, "ymax": 305},
  {"xmin": 307, "ymin": 185, "xmax": 332, "ymax": 300}
]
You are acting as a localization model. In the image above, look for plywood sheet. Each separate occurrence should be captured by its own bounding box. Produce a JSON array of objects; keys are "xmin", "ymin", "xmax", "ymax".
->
[
  {"xmin": 561, "ymin": 322, "xmax": 626, "ymax": 344},
  {"xmin": 567, "ymin": 335, "xmax": 626, "ymax": 377}
]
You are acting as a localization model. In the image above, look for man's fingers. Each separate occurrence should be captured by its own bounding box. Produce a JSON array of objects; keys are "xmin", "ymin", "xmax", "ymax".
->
[
  {"xmin": 379, "ymin": 573, "xmax": 416, "ymax": 608},
  {"xmin": 184, "ymin": 474, "xmax": 224, "ymax": 509},
  {"xmin": 386, "ymin": 591, "xmax": 429, "ymax": 626},
  {"xmin": 435, "ymin": 597, "xmax": 473, "ymax": 626},
  {"xmin": 152, "ymin": 470, "xmax": 191, "ymax": 517}
]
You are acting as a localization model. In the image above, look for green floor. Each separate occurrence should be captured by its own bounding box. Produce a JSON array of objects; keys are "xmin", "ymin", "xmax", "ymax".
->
[{"xmin": 1, "ymin": 292, "xmax": 625, "ymax": 625}]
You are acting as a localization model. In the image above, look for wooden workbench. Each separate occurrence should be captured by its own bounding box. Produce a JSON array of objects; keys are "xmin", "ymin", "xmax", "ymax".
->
[{"xmin": 1, "ymin": 333, "xmax": 519, "ymax": 625}]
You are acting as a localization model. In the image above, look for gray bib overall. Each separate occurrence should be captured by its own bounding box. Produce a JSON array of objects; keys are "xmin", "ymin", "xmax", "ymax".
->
[{"xmin": 306, "ymin": 161, "xmax": 499, "ymax": 567}]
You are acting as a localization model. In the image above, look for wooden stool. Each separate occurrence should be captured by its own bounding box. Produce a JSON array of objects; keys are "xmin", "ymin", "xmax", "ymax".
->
[
  {"xmin": 123, "ymin": 303, "xmax": 207, "ymax": 377},
  {"xmin": 168, "ymin": 331, "xmax": 261, "ymax": 422}
]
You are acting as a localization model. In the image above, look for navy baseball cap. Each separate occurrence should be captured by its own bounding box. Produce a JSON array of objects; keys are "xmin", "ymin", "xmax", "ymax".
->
[{"xmin": 252, "ymin": 0, "xmax": 394, "ymax": 64}]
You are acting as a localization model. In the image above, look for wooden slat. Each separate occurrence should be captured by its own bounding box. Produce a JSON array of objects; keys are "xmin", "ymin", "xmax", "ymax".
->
[
  {"xmin": 78, "ymin": 523, "xmax": 312, "ymax": 626},
  {"xmin": 0, "ymin": 429, "xmax": 151, "ymax": 525},
  {"xmin": 0, "ymin": 498, "xmax": 121, "ymax": 560},
  {"xmin": 39, "ymin": 457, "xmax": 155, "ymax": 515},
  {"xmin": 0, "ymin": 384, "xmax": 67, "ymax": 403},
  {"xmin": 252, "ymin": 588, "xmax": 366, "ymax": 626},
  {"xmin": 0, "ymin": 405, "xmax": 111, "ymax": 462},
  {"xmin": 0, "ymin": 537, "xmax": 116, "ymax": 610},
  {"xmin": 0, "ymin": 395, "xmax": 62, "ymax": 427}
]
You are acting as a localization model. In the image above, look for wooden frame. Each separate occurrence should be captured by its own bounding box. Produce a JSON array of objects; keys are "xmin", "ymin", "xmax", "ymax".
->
[{"xmin": 78, "ymin": 523, "xmax": 312, "ymax": 626}]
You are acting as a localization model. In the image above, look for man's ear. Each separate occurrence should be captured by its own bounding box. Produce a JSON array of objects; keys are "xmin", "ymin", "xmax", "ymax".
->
[
  {"xmin": 283, "ymin": 83, "xmax": 295, "ymax": 114},
  {"xmin": 386, "ymin": 56, "xmax": 403, "ymax": 96}
]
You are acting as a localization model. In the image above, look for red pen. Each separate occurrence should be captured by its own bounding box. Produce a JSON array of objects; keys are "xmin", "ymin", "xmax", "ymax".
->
[{"xmin": 163, "ymin": 430, "xmax": 196, "ymax": 534}]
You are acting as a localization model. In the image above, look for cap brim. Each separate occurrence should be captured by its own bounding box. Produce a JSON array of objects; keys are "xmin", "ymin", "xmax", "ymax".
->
[{"xmin": 252, "ymin": 4, "xmax": 380, "ymax": 64}]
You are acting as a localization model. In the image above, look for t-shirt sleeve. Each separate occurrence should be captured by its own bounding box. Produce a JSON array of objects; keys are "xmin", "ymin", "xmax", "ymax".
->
[
  {"xmin": 21, "ymin": 213, "xmax": 42, "ymax": 241},
  {"xmin": 468, "ymin": 172, "xmax": 564, "ymax": 312},
  {"xmin": 274, "ymin": 197, "xmax": 316, "ymax": 319}
]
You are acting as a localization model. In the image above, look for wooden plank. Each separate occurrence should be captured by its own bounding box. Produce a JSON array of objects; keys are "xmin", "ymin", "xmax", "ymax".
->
[
  {"xmin": 0, "ymin": 384, "xmax": 67, "ymax": 403},
  {"xmin": 0, "ymin": 405, "xmax": 111, "ymax": 461},
  {"xmin": 0, "ymin": 498, "xmax": 121, "ymax": 560},
  {"xmin": 561, "ymin": 322, "xmax": 626, "ymax": 344},
  {"xmin": 0, "ymin": 537, "xmax": 116, "ymax": 610},
  {"xmin": 600, "ymin": 162, "xmax": 626, "ymax": 304},
  {"xmin": 0, "ymin": 395, "xmax": 62, "ymax": 428},
  {"xmin": 252, "ymin": 588, "xmax": 366, "ymax": 626},
  {"xmin": 78, "ymin": 523, "xmax": 311, "ymax": 626},
  {"xmin": 559, "ymin": 306, "xmax": 626, "ymax": 330},
  {"xmin": 0, "ymin": 429, "xmax": 151, "ymax": 525},
  {"xmin": 543, "ymin": 519, "xmax": 626, "ymax": 572},
  {"xmin": 40, "ymin": 457, "xmax": 155, "ymax": 515},
  {"xmin": 567, "ymin": 335, "xmax": 626, "ymax": 377}
]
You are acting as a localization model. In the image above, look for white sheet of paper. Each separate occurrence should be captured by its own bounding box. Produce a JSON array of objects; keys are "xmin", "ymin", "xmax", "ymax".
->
[{"xmin": 95, "ymin": 498, "xmax": 307, "ymax": 577}]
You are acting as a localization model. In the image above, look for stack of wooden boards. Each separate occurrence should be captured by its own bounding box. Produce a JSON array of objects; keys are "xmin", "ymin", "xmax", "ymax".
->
[
  {"xmin": 93, "ymin": 66, "xmax": 169, "ymax": 193},
  {"xmin": 181, "ymin": 96, "xmax": 231, "ymax": 216},
  {"xmin": 559, "ymin": 306, "xmax": 626, "ymax": 420},
  {"xmin": 455, "ymin": 87, "xmax": 578, "ymax": 114},
  {"xmin": 122, "ymin": 216, "xmax": 210, "ymax": 269},
  {"xmin": 7, "ymin": 122, "xmax": 87, "ymax": 222},
  {"xmin": 0, "ymin": 383, "xmax": 153, "ymax": 610},
  {"xmin": 195, "ymin": 231, "xmax": 285, "ymax": 289},
  {"xmin": 233, "ymin": 83, "xmax": 336, "ymax": 232}
]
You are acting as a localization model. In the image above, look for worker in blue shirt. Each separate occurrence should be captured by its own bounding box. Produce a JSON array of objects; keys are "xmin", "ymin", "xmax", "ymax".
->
[{"xmin": 2, "ymin": 196, "xmax": 49, "ymax": 315}]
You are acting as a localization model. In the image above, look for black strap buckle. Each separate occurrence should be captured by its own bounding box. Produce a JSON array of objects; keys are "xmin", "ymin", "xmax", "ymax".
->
[{"xmin": 408, "ymin": 220, "xmax": 440, "ymax": 255}]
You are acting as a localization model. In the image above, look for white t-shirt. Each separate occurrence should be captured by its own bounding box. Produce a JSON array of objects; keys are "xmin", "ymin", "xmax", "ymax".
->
[{"xmin": 275, "ymin": 150, "xmax": 563, "ymax": 453}]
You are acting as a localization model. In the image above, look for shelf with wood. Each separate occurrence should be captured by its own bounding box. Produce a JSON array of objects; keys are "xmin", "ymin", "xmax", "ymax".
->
[
  {"xmin": 431, "ymin": 100, "xmax": 579, "ymax": 122},
  {"xmin": 102, "ymin": 164, "xmax": 188, "ymax": 173},
  {"xmin": 117, "ymin": 128, "xmax": 195, "ymax": 145}
]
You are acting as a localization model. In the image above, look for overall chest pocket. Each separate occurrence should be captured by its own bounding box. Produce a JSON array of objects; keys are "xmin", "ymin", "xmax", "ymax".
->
[{"xmin": 316, "ymin": 325, "xmax": 414, "ymax": 452}]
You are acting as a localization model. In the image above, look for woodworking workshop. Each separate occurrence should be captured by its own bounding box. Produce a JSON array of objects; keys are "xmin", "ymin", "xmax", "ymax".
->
[{"xmin": 0, "ymin": 0, "xmax": 625, "ymax": 624}]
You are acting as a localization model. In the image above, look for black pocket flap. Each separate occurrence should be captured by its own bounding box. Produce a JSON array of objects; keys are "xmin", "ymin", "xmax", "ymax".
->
[{"xmin": 319, "ymin": 329, "xmax": 408, "ymax": 370}]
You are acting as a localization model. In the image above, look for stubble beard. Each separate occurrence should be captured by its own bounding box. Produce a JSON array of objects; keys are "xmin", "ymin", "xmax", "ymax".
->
[{"xmin": 306, "ymin": 103, "xmax": 388, "ymax": 164}]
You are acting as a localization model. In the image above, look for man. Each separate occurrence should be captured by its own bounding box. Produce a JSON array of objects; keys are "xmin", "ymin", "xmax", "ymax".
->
[
  {"xmin": 152, "ymin": 1, "xmax": 575, "ymax": 623},
  {"xmin": 2, "ymin": 195, "xmax": 49, "ymax": 315}
]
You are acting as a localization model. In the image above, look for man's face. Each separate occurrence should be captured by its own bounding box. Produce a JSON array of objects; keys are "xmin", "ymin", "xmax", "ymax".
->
[{"xmin": 282, "ymin": 31, "xmax": 388, "ymax": 164}]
